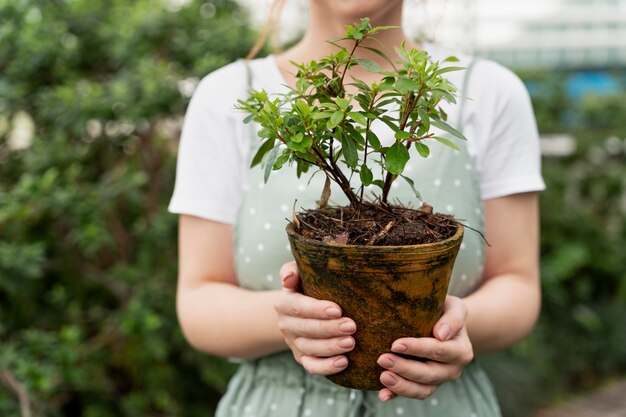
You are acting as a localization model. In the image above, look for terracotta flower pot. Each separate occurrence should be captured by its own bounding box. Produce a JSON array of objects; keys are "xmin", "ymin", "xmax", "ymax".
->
[{"xmin": 286, "ymin": 222, "xmax": 464, "ymax": 391}]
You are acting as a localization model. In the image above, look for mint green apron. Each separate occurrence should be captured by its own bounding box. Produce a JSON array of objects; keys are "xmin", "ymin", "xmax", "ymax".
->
[{"xmin": 216, "ymin": 59, "xmax": 501, "ymax": 417}]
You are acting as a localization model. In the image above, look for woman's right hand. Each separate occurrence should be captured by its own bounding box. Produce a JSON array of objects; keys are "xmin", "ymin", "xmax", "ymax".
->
[{"xmin": 274, "ymin": 261, "xmax": 357, "ymax": 375}]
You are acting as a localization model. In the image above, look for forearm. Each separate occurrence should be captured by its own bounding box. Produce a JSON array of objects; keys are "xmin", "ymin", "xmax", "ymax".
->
[
  {"xmin": 463, "ymin": 273, "xmax": 541, "ymax": 355},
  {"xmin": 176, "ymin": 281, "xmax": 286, "ymax": 359}
]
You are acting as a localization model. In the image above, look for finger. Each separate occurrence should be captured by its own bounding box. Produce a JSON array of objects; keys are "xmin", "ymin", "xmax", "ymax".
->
[
  {"xmin": 280, "ymin": 316, "xmax": 356, "ymax": 338},
  {"xmin": 391, "ymin": 329, "xmax": 473, "ymax": 364},
  {"xmin": 380, "ymin": 370, "xmax": 437, "ymax": 400},
  {"xmin": 293, "ymin": 335, "xmax": 355, "ymax": 357},
  {"xmin": 377, "ymin": 354, "xmax": 462, "ymax": 385},
  {"xmin": 300, "ymin": 355, "xmax": 348, "ymax": 376},
  {"xmin": 275, "ymin": 291, "xmax": 343, "ymax": 319},
  {"xmin": 433, "ymin": 296, "xmax": 467, "ymax": 341},
  {"xmin": 378, "ymin": 388, "xmax": 397, "ymax": 402},
  {"xmin": 279, "ymin": 261, "xmax": 300, "ymax": 291}
]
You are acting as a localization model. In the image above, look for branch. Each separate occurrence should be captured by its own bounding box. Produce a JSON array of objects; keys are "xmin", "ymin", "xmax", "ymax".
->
[
  {"xmin": 339, "ymin": 41, "xmax": 360, "ymax": 89},
  {"xmin": 404, "ymin": 133, "xmax": 435, "ymax": 143},
  {"xmin": 1, "ymin": 369, "xmax": 33, "ymax": 417}
]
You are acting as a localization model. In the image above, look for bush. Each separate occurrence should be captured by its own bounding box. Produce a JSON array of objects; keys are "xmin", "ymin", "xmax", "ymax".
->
[
  {"xmin": 484, "ymin": 72, "xmax": 626, "ymax": 416},
  {"xmin": 0, "ymin": 1, "xmax": 254, "ymax": 415}
]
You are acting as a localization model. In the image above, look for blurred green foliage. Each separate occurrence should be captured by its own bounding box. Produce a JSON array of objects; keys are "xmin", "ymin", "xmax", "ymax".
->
[
  {"xmin": 0, "ymin": 0, "xmax": 253, "ymax": 415},
  {"xmin": 1, "ymin": 1, "xmax": 625, "ymax": 416},
  {"xmin": 485, "ymin": 71, "xmax": 626, "ymax": 417}
]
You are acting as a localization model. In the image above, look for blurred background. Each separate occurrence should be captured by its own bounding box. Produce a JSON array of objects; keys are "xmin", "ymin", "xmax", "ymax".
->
[{"xmin": 0, "ymin": 0, "xmax": 624, "ymax": 416}]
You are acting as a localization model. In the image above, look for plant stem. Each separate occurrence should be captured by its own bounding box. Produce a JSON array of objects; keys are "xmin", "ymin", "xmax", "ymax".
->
[
  {"xmin": 339, "ymin": 41, "xmax": 360, "ymax": 89},
  {"xmin": 311, "ymin": 145, "xmax": 359, "ymax": 206},
  {"xmin": 381, "ymin": 87, "xmax": 423, "ymax": 204}
]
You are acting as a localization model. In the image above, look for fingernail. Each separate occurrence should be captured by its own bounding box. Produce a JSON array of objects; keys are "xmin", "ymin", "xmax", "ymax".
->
[
  {"xmin": 282, "ymin": 271, "xmax": 295, "ymax": 283},
  {"xmin": 382, "ymin": 372, "xmax": 397, "ymax": 386},
  {"xmin": 437, "ymin": 323, "xmax": 451, "ymax": 341},
  {"xmin": 338, "ymin": 337, "xmax": 353, "ymax": 349},
  {"xmin": 380, "ymin": 393, "xmax": 393, "ymax": 402},
  {"xmin": 325, "ymin": 307, "xmax": 341, "ymax": 318},
  {"xmin": 333, "ymin": 357, "xmax": 348, "ymax": 368},
  {"xmin": 377, "ymin": 356, "xmax": 394, "ymax": 368},
  {"xmin": 339, "ymin": 321, "xmax": 356, "ymax": 333},
  {"xmin": 391, "ymin": 343, "xmax": 407, "ymax": 353}
]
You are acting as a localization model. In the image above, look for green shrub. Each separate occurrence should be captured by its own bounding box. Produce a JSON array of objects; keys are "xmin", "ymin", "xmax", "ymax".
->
[
  {"xmin": 485, "ymin": 72, "xmax": 626, "ymax": 416},
  {"xmin": 0, "ymin": 1, "xmax": 253, "ymax": 415}
]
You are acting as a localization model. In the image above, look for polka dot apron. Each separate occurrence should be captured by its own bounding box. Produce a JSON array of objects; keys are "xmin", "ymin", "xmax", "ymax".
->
[{"xmin": 216, "ymin": 60, "xmax": 502, "ymax": 417}]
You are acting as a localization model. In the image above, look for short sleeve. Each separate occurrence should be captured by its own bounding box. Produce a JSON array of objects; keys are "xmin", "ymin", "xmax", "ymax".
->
[
  {"xmin": 168, "ymin": 63, "xmax": 248, "ymax": 224},
  {"xmin": 473, "ymin": 61, "xmax": 546, "ymax": 200}
]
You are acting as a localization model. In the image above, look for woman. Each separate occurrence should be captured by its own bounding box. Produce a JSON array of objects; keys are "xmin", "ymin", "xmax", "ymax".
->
[{"xmin": 169, "ymin": 0, "xmax": 545, "ymax": 415}]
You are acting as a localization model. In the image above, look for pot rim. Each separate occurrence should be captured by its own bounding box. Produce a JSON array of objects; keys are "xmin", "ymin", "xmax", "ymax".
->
[{"xmin": 286, "ymin": 220, "xmax": 464, "ymax": 254}]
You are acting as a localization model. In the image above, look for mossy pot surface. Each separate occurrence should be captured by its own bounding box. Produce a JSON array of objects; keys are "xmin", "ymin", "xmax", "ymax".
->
[{"xmin": 286, "ymin": 222, "xmax": 464, "ymax": 391}]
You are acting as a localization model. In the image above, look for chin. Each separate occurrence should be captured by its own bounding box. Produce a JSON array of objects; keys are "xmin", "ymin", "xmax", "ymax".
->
[{"xmin": 312, "ymin": 0, "xmax": 404, "ymax": 23}]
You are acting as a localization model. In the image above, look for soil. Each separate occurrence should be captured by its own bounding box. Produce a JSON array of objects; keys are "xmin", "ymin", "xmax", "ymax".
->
[{"xmin": 292, "ymin": 202, "xmax": 458, "ymax": 246}]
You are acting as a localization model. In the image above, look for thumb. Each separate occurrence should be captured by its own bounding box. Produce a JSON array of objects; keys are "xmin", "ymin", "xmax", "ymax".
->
[
  {"xmin": 434, "ymin": 296, "xmax": 467, "ymax": 341},
  {"xmin": 279, "ymin": 261, "xmax": 300, "ymax": 291}
]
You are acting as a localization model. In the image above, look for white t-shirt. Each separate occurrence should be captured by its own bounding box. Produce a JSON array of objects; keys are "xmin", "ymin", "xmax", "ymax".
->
[{"xmin": 168, "ymin": 45, "xmax": 545, "ymax": 224}]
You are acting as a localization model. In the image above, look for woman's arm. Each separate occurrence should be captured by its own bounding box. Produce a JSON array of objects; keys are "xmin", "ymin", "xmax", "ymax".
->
[
  {"xmin": 463, "ymin": 191, "xmax": 541, "ymax": 354},
  {"xmin": 175, "ymin": 214, "xmax": 356, "ymax": 362},
  {"xmin": 175, "ymin": 214, "xmax": 285, "ymax": 359}
]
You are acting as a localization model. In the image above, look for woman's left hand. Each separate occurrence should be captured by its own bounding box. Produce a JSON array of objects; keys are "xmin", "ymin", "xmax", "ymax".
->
[{"xmin": 376, "ymin": 296, "xmax": 474, "ymax": 402}]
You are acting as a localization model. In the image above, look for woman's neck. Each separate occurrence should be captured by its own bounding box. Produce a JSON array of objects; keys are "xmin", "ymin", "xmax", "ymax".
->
[{"xmin": 275, "ymin": 2, "xmax": 420, "ymax": 85}]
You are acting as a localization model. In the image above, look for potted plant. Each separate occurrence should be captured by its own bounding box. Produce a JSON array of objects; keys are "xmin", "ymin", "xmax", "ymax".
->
[{"xmin": 236, "ymin": 18, "xmax": 466, "ymax": 391}]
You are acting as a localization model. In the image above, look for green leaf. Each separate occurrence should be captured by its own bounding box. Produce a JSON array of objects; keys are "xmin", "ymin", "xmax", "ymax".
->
[
  {"xmin": 294, "ymin": 100, "xmax": 311, "ymax": 116},
  {"xmin": 366, "ymin": 131, "xmax": 381, "ymax": 151},
  {"xmin": 243, "ymin": 113, "xmax": 254, "ymax": 123},
  {"xmin": 379, "ymin": 115, "xmax": 400, "ymax": 132},
  {"xmin": 336, "ymin": 97, "xmax": 349, "ymax": 110},
  {"xmin": 344, "ymin": 123, "xmax": 366, "ymax": 146},
  {"xmin": 385, "ymin": 141, "xmax": 410, "ymax": 175},
  {"xmin": 357, "ymin": 58, "xmax": 381, "ymax": 73},
  {"xmin": 400, "ymin": 174, "xmax": 422, "ymax": 201},
  {"xmin": 296, "ymin": 159, "xmax": 312, "ymax": 178},
  {"xmin": 257, "ymin": 128, "xmax": 273, "ymax": 139},
  {"xmin": 360, "ymin": 164, "xmax": 373, "ymax": 186},
  {"xmin": 395, "ymin": 77, "xmax": 421, "ymax": 94},
  {"xmin": 263, "ymin": 146, "xmax": 281, "ymax": 182},
  {"xmin": 368, "ymin": 25, "xmax": 400, "ymax": 34},
  {"xmin": 414, "ymin": 142, "xmax": 430, "ymax": 158},
  {"xmin": 394, "ymin": 130, "xmax": 412, "ymax": 140},
  {"xmin": 320, "ymin": 102, "xmax": 339, "ymax": 109},
  {"xmin": 291, "ymin": 132, "xmax": 304, "ymax": 143},
  {"xmin": 289, "ymin": 135, "xmax": 313, "ymax": 152},
  {"xmin": 311, "ymin": 111, "xmax": 333, "ymax": 120},
  {"xmin": 251, "ymin": 138, "xmax": 275, "ymax": 168},
  {"xmin": 433, "ymin": 136, "xmax": 461, "ymax": 151},
  {"xmin": 340, "ymin": 130, "xmax": 358, "ymax": 168},
  {"xmin": 430, "ymin": 118, "xmax": 467, "ymax": 140},
  {"xmin": 372, "ymin": 179, "xmax": 385, "ymax": 189},
  {"xmin": 417, "ymin": 108, "xmax": 430, "ymax": 131},
  {"xmin": 348, "ymin": 111, "xmax": 368, "ymax": 126},
  {"xmin": 273, "ymin": 150, "xmax": 290, "ymax": 170},
  {"xmin": 361, "ymin": 46, "xmax": 396, "ymax": 69},
  {"xmin": 443, "ymin": 55, "xmax": 460, "ymax": 62},
  {"xmin": 432, "ymin": 88, "xmax": 457, "ymax": 104},
  {"xmin": 435, "ymin": 66, "xmax": 465, "ymax": 76},
  {"xmin": 328, "ymin": 111, "xmax": 344, "ymax": 129},
  {"xmin": 376, "ymin": 98, "xmax": 398, "ymax": 108}
]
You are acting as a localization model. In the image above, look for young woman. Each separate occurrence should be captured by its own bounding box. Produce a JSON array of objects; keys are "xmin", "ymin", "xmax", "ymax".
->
[{"xmin": 169, "ymin": 1, "xmax": 545, "ymax": 415}]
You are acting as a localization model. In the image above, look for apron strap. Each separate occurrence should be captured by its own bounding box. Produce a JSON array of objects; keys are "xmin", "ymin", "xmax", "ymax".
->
[
  {"xmin": 456, "ymin": 58, "xmax": 478, "ymax": 132},
  {"xmin": 240, "ymin": 58, "xmax": 253, "ymax": 90}
]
